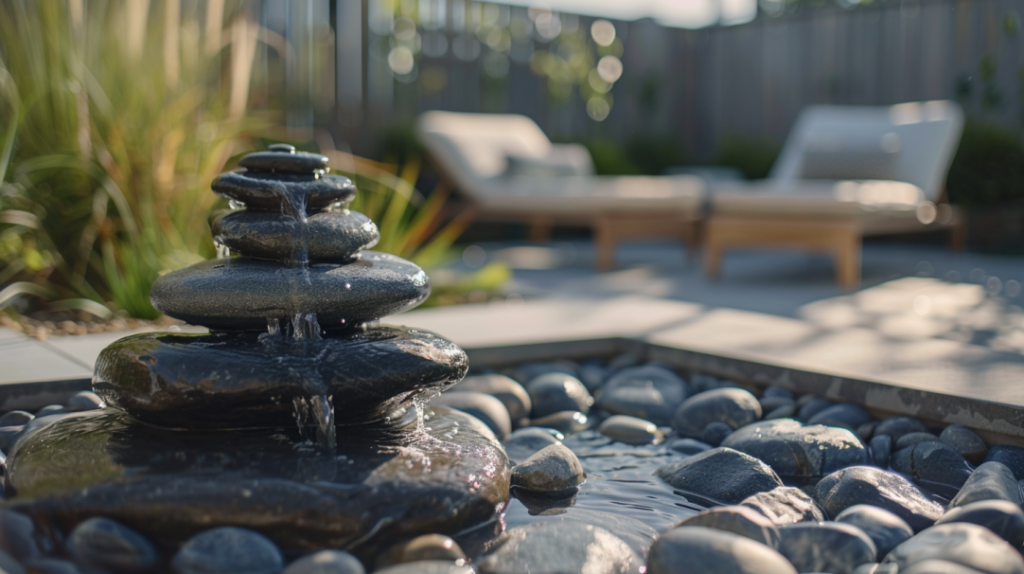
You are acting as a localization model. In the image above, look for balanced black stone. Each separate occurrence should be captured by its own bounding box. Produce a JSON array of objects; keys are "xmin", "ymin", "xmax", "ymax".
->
[{"xmin": 4, "ymin": 146, "xmax": 504, "ymax": 564}]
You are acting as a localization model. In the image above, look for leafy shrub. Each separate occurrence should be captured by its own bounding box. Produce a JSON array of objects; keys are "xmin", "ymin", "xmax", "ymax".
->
[{"xmin": 946, "ymin": 121, "xmax": 1024, "ymax": 206}]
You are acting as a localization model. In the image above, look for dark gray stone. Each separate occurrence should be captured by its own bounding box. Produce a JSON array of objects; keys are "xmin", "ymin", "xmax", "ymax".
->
[
  {"xmin": 765, "ymin": 404, "xmax": 797, "ymax": 420},
  {"xmin": 797, "ymin": 397, "xmax": 833, "ymax": 422},
  {"xmin": 701, "ymin": 422, "xmax": 733, "ymax": 447},
  {"xmin": 721, "ymin": 419, "xmax": 868, "ymax": 478},
  {"xmin": 0, "ymin": 550, "xmax": 24, "ymax": 574},
  {"xmin": 0, "ymin": 411, "xmax": 33, "ymax": 427},
  {"xmin": 891, "ymin": 442, "xmax": 974, "ymax": 497},
  {"xmin": 870, "ymin": 435, "xmax": 892, "ymax": 468},
  {"xmin": 376, "ymin": 534, "xmax": 465, "ymax": 569},
  {"xmin": 858, "ymin": 421, "xmax": 878, "ymax": 441},
  {"xmin": 807, "ymin": 403, "xmax": 872, "ymax": 431},
  {"xmin": 212, "ymin": 170, "xmax": 354, "ymax": 214},
  {"xmin": 36, "ymin": 405, "xmax": 64, "ymax": 417},
  {"xmin": 0, "ymin": 508, "xmax": 37, "ymax": 560},
  {"xmin": 759, "ymin": 396, "xmax": 795, "ymax": 413},
  {"xmin": 511, "ymin": 443, "xmax": 584, "ymax": 493},
  {"xmin": 69, "ymin": 517, "xmax": 158, "ymax": 573},
  {"xmin": 93, "ymin": 326, "xmax": 467, "ymax": 430},
  {"xmin": 21, "ymin": 558, "xmax": 81, "ymax": 574},
  {"xmin": 528, "ymin": 411, "xmax": 589, "ymax": 435},
  {"xmin": 509, "ymin": 362, "xmax": 576, "ymax": 385},
  {"xmin": 595, "ymin": 366, "xmax": 691, "ymax": 426},
  {"xmin": 674, "ymin": 505, "xmax": 781, "ymax": 547},
  {"xmin": 0, "ymin": 426, "xmax": 23, "ymax": 454},
  {"xmin": 762, "ymin": 386, "xmax": 795, "ymax": 400},
  {"xmin": 940, "ymin": 425, "xmax": 988, "ymax": 465},
  {"xmin": 813, "ymin": 466, "xmax": 945, "ymax": 532},
  {"xmin": 577, "ymin": 362, "xmax": 607, "ymax": 392},
  {"xmin": 238, "ymin": 149, "xmax": 329, "ymax": 173},
  {"xmin": 896, "ymin": 432, "xmax": 942, "ymax": 450},
  {"xmin": 65, "ymin": 391, "xmax": 103, "ymax": 412},
  {"xmin": 525, "ymin": 373, "xmax": 592, "ymax": 418},
  {"xmin": 900, "ymin": 561, "xmax": 988, "ymax": 574},
  {"xmin": 835, "ymin": 505, "xmax": 914, "ymax": 557},
  {"xmin": 672, "ymin": 388, "xmax": 761, "ymax": 439},
  {"xmin": 375, "ymin": 562, "xmax": 472, "ymax": 574},
  {"xmin": 874, "ymin": 416, "xmax": 930, "ymax": 443},
  {"xmin": 950, "ymin": 462, "xmax": 1023, "ymax": 508},
  {"xmin": 655, "ymin": 447, "xmax": 783, "ymax": 505},
  {"xmin": 211, "ymin": 209, "xmax": 379, "ymax": 263},
  {"xmin": 478, "ymin": 521, "xmax": 641, "ymax": 574},
  {"xmin": 502, "ymin": 428, "xmax": 561, "ymax": 465},
  {"xmin": 668, "ymin": 438, "xmax": 713, "ymax": 455},
  {"xmin": 882, "ymin": 523, "xmax": 1024, "ymax": 574},
  {"xmin": 597, "ymin": 415, "xmax": 662, "ymax": 445},
  {"xmin": 448, "ymin": 374, "xmax": 531, "ymax": 422},
  {"xmin": 7, "ymin": 407, "xmax": 510, "ymax": 556},
  {"xmin": 740, "ymin": 487, "xmax": 826, "ymax": 525},
  {"xmin": 936, "ymin": 500, "xmax": 1024, "ymax": 548},
  {"xmin": 282, "ymin": 551, "xmax": 365, "ymax": 574},
  {"xmin": 777, "ymin": 522, "xmax": 877, "ymax": 574},
  {"xmin": 150, "ymin": 252, "xmax": 429, "ymax": 331},
  {"xmin": 647, "ymin": 526, "xmax": 797, "ymax": 574},
  {"xmin": 171, "ymin": 527, "xmax": 283, "ymax": 574},
  {"xmin": 985, "ymin": 445, "xmax": 1024, "ymax": 480},
  {"xmin": 430, "ymin": 392, "xmax": 511, "ymax": 441},
  {"xmin": 508, "ymin": 508, "xmax": 658, "ymax": 558}
]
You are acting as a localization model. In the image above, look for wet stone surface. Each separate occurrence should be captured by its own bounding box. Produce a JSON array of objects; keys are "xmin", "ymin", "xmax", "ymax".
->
[
  {"xmin": 722, "ymin": 419, "xmax": 869, "ymax": 478},
  {"xmin": 814, "ymin": 466, "xmax": 945, "ymax": 532},
  {"xmin": 835, "ymin": 505, "xmax": 914, "ymax": 557},
  {"xmin": 776, "ymin": 522, "xmax": 877, "ymax": 574},
  {"xmin": 93, "ymin": 325, "xmax": 468, "ymax": 430},
  {"xmin": 6, "ymin": 406, "xmax": 510, "ymax": 558},
  {"xmin": 655, "ymin": 447, "xmax": 783, "ymax": 505},
  {"xmin": 211, "ymin": 209, "xmax": 379, "ymax": 263}
]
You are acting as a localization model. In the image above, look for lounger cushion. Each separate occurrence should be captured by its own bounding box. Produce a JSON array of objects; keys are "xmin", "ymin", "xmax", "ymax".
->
[
  {"xmin": 476, "ymin": 175, "xmax": 705, "ymax": 215},
  {"xmin": 711, "ymin": 180, "xmax": 924, "ymax": 217}
]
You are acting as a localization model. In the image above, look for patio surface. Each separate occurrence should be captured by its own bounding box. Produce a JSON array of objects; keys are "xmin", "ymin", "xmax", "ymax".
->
[{"xmin": 3, "ymin": 239, "xmax": 1024, "ymax": 423}]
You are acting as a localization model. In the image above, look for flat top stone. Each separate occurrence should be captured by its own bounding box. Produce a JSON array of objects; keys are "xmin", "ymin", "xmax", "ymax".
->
[
  {"xmin": 239, "ymin": 149, "xmax": 329, "ymax": 173},
  {"xmin": 655, "ymin": 447, "xmax": 783, "ymax": 506},
  {"xmin": 211, "ymin": 172, "xmax": 356, "ymax": 214},
  {"xmin": 722, "ymin": 419, "xmax": 868, "ymax": 478}
]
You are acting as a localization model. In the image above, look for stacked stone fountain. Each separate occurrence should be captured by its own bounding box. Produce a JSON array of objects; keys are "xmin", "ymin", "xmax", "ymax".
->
[{"xmin": 4, "ymin": 146, "xmax": 509, "ymax": 563}]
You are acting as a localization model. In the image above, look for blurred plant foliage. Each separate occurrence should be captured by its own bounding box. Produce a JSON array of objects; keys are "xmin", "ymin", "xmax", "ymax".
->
[
  {"xmin": 0, "ymin": 0, "xmax": 270, "ymax": 319},
  {"xmin": 946, "ymin": 121, "xmax": 1024, "ymax": 206},
  {"xmin": 712, "ymin": 134, "xmax": 780, "ymax": 180}
]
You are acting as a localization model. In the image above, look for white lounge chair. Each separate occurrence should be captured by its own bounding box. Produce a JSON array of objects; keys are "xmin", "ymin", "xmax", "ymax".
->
[
  {"xmin": 704, "ymin": 100, "xmax": 965, "ymax": 289},
  {"xmin": 416, "ymin": 111, "xmax": 706, "ymax": 270}
]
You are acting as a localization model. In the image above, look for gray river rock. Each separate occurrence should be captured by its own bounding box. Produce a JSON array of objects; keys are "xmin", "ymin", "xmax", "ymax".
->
[
  {"xmin": 740, "ymin": 487, "xmax": 825, "ymax": 525},
  {"xmin": 655, "ymin": 447, "xmax": 783, "ymax": 505},
  {"xmin": 211, "ymin": 209, "xmax": 379, "ymax": 263},
  {"xmin": 477, "ymin": 521, "xmax": 641, "ymax": 574},
  {"xmin": 595, "ymin": 366, "xmax": 691, "ymax": 426},
  {"xmin": 835, "ymin": 505, "xmax": 914, "ymax": 557},
  {"xmin": 776, "ymin": 522, "xmax": 877, "ymax": 574},
  {"xmin": 949, "ymin": 461, "xmax": 1024, "ymax": 508},
  {"xmin": 672, "ymin": 388, "xmax": 761, "ymax": 438},
  {"xmin": 647, "ymin": 526, "xmax": 797, "ymax": 574},
  {"xmin": 447, "ymin": 375, "xmax": 532, "ymax": 422},
  {"xmin": 935, "ymin": 500, "xmax": 1024, "ymax": 548},
  {"xmin": 882, "ymin": 523, "xmax": 1024, "ymax": 574},
  {"xmin": 510, "ymin": 444, "xmax": 584, "ymax": 493},
  {"xmin": 673, "ymin": 505, "xmax": 781, "ymax": 547},
  {"xmin": 814, "ymin": 466, "xmax": 945, "ymax": 532},
  {"xmin": 722, "ymin": 419, "xmax": 868, "ymax": 478}
]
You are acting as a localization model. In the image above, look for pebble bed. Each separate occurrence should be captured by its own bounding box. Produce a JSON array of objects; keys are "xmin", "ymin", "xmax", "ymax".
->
[{"xmin": 2, "ymin": 353, "xmax": 1024, "ymax": 574}]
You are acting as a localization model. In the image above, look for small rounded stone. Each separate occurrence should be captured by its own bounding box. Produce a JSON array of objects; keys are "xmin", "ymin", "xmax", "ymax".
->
[
  {"xmin": 69, "ymin": 517, "xmax": 159, "ymax": 573},
  {"xmin": 525, "ymin": 373, "xmax": 592, "ymax": 418},
  {"xmin": 890, "ymin": 442, "xmax": 974, "ymax": 496},
  {"xmin": 171, "ymin": 527, "xmax": 284, "ymax": 574},
  {"xmin": 950, "ymin": 461, "xmax": 1023, "ymax": 508},
  {"xmin": 936, "ymin": 500, "xmax": 1024, "ymax": 548},
  {"xmin": 377, "ymin": 534, "xmax": 465, "ymax": 569},
  {"xmin": 870, "ymin": 435, "xmax": 892, "ymax": 468},
  {"xmin": 776, "ymin": 522, "xmax": 877, "ymax": 574},
  {"xmin": 502, "ymin": 428, "xmax": 561, "ymax": 465},
  {"xmin": 674, "ymin": 505, "xmax": 781, "ymax": 548},
  {"xmin": 0, "ymin": 509, "xmax": 38, "ymax": 561},
  {"xmin": 940, "ymin": 425, "xmax": 988, "ymax": 465},
  {"xmin": 807, "ymin": 403, "xmax": 872, "ymax": 431},
  {"xmin": 448, "ymin": 375, "xmax": 532, "ymax": 422},
  {"xmin": 722, "ymin": 419, "xmax": 868, "ymax": 478},
  {"xmin": 882, "ymin": 522, "xmax": 1024, "ymax": 573},
  {"xmin": 874, "ymin": 416, "xmax": 930, "ymax": 443},
  {"xmin": 647, "ymin": 526, "xmax": 797, "ymax": 574},
  {"xmin": 895, "ymin": 432, "xmax": 942, "ymax": 450},
  {"xmin": 668, "ymin": 438, "xmax": 713, "ymax": 455},
  {"xmin": 701, "ymin": 421, "xmax": 733, "ymax": 447},
  {"xmin": 740, "ymin": 487, "xmax": 825, "ymax": 525},
  {"xmin": 36, "ymin": 405, "xmax": 64, "ymax": 417},
  {"xmin": 510, "ymin": 443, "xmax": 584, "ymax": 493},
  {"xmin": 598, "ymin": 415, "xmax": 663, "ymax": 445},
  {"xmin": 984, "ymin": 445, "xmax": 1024, "ymax": 480},
  {"xmin": 814, "ymin": 466, "xmax": 945, "ymax": 532},
  {"xmin": 65, "ymin": 391, "xmax": 104, "ymax": 412},
  {"xmin": 655, "ymin": 447, "xmax": 783, "ymax": 506},
  {"xmin": 797, "ymin": 397, "xmax": 833, "ymax": 422},
  {"xmin": 238, "ymin": 149, "xmax": 329, "ymax": 173},
  {"xmin": 835, "ymin": 504, "xmax": 914, "ymax": 557},
  {"xmin": 0, "ymin": 411, "xmax": 32, "ymax": 427},
  {"xmin": 595, "ymin": 365, "xmax": 690, "ymax": 426},
  {"xmin": 528, "ymin": 411, "xmax": 589, "ymax": 435},
  {"xmin": 672, "ymin": 388, "xmax": 761, "ymax": 439},
  {"xmin": 762, "ymin": 386, "xmax": 794, "ymax": 400},
  {"xmin": 479, "ymin": 522, "xmax": 639, "ymax": 574},
  {"xmin": 430, "ymin": 392, "xmax": 511, "ymax": 441},
  {"xmin": 283, "ymin": 550, "xmax": 365, "ymax": 574}
]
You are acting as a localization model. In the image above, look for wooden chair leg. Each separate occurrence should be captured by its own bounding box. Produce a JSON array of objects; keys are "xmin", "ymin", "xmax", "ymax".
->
[
  {"xmin": 949, "ymin": 219, "xmax": 966, "ymax": 251},
  {"xmin": 594, "ymin": 219, "xmax": 616, "ymax": 271},
  {"xmin": 834, "ymin": 227, "xmax": 861, "ymax": 290},
  {"xmin": 527, "ymin": 217, "xmax": 553, "ymax": 242},
  {"xmin": 703, "ymin": 227, "xmax": 723, "ymax": 279}
]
